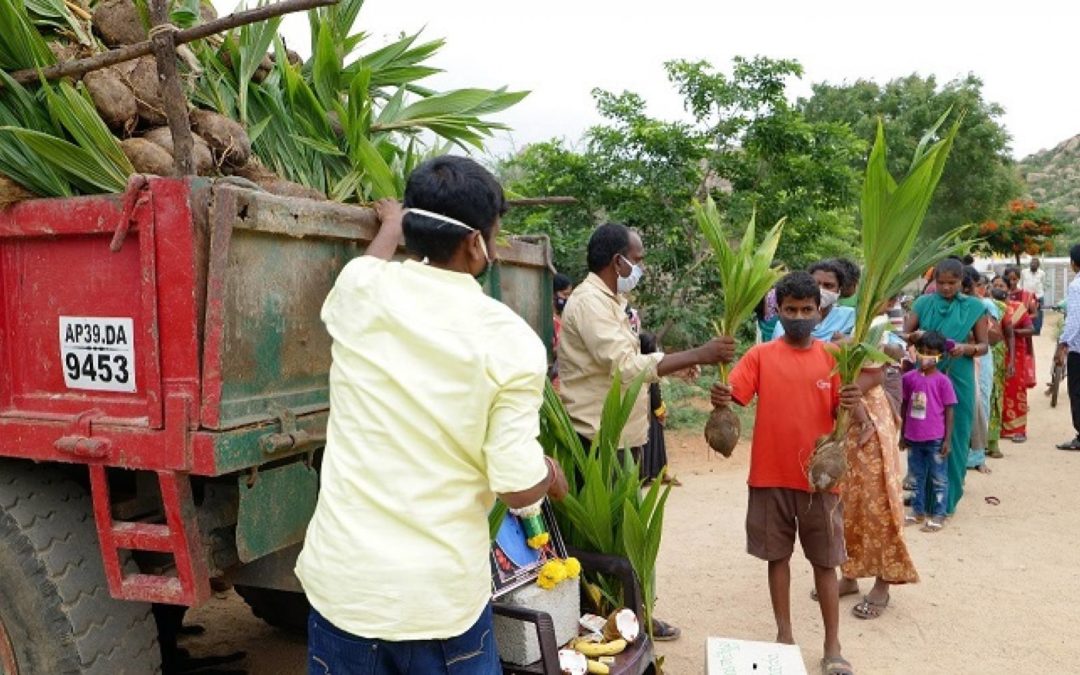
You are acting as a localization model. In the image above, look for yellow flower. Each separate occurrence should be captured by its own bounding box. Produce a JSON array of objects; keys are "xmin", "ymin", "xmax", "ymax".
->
[
  {"xmin": 526, "ymin": 532, "xmax": 550, "ymax": 549},
  {"xmin": 537, "ymin": 560, "xmax": 568, "ymax": 590},
  {"xmin": 563, "ymin": 557, "xmax": 582, "ymax": 578}
]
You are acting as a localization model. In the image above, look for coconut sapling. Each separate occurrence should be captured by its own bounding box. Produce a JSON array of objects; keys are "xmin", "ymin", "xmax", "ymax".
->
[
  {"xmin": 806, "ymin": 114, "xmax": 968, "ymax": 492},
  {"xmin": 694, "ymin": 196, "xmax": 785, "ymax": 456}
]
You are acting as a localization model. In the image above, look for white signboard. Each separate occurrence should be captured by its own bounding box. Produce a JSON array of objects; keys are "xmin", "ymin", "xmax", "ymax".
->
[
  {"xmin": 59, "ymin": 317, "xmax": 136, "ymax": 393},
  {"xmin": 706, "ymin": 637, "xmax": 808, "ymax": 675}
]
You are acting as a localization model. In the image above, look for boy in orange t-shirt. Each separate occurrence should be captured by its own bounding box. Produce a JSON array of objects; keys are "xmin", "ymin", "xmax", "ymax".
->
[{"xmin": 712, "ymin": 270, "xmax": 860, "ymax": 675}]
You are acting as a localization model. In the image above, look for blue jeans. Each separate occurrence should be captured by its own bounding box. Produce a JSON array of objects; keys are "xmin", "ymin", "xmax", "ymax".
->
[
  {"xmin": 907, "ymin": 439, "xmax": 948, "ymax": 518},
  {"xmin": 308, "ymin": 605, "xmax": 500, "ymax": 675}
]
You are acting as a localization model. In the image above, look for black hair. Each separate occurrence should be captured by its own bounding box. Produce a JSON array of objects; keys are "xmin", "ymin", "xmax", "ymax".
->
[
  {"xmin": 1003, "ymin": 265, "xmax": 1021, "ymax": 281},
  {"xmin": 1071, "ymin": 244, "xmax": 1080, "ymax": 268},
  {"xmin": 553, "ymin": 273, "xmax": 572, "ymax": 293},
  {"xmin": 962, "ymin": 254, "xmax": 975, "ymax": 266},
  {"xmin": 775, "ymin": 270, "xmax": 821, "ymax": 307},
  {"xmin": 832, "ymin": 258, "xmax": 861, "ymax": 291},
  {"xmin": 915, "ymin": 330, "xmax": 947, "ymax": 354},
  {"xmin": 961, "ymin": 265, "xmax": 980, "ymax": 293},
  {"xmin": 934, "ymin": 258, "xmax": 964, "ymax": 279},
  {"xmin": 587, "ymin": 223, "xmax": 631, "ymax": 273},
  {"xmin": 640, "ymin": 331, "xmax": 657, "ymax": 355},
  {"xmin": 402, "ymin": 155, "xmax": 507, "ymax": 264},
  {"xmin": 807, "ymin": 259, "xmax": 847, "ymax": 289}
]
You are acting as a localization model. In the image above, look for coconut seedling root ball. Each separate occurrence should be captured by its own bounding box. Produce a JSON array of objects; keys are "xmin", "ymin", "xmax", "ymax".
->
[
  {"xmin": 705, "ymin": 405, "xmax": 740, "ymax": 457},
  {"xmin": 91, "ymin": 0, "xmax": 147, "ymax": 47},
  {"xmin": 0, "ymin": 176, "xmax": 34, "ymax": 210},
  {"xmin": 143, "ymin": 126, "xmax": 214, "ymax": 174},
  {"xmin": 83, "ymin": 68, "xmax": 138, "ymax": 133},
  {"xmin": 807, "ymin": 435, "xmax": 847, "ymax": 492},
  {"xmin": 191, "ymin": 109, "xmax": 251, "ymax": 167},
  {"xmin": 121, "ymin": 138, "xmax": 174, "ymax": 176}
]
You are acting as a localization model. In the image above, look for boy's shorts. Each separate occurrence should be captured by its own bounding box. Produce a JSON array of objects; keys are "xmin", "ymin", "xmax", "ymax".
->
[{"xmin": 746, "ymin": 487, "xmax": 846, "ymax": 568}]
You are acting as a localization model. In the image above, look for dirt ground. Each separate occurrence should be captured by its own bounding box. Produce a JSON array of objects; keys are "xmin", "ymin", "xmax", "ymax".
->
[{"xmin": 183, "ymin": 317, "xmax": 1080, "ymax": 674}]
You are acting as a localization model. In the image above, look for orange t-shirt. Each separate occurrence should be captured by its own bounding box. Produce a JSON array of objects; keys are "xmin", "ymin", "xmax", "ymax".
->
[{"xmin": 728, "ymin": 339, "xmax": 840, "ymax": 492}]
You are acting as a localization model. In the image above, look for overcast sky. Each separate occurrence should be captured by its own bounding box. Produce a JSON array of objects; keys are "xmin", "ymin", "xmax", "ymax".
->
[{"xmin": 219, "ymin": 0, "xmax": 1080, "ymax": 161}]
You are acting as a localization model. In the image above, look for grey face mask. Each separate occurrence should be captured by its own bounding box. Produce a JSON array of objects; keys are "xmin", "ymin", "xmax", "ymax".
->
[{"xmin": 780, "ymin": 317, "xmax": 817, "ymax": 341}]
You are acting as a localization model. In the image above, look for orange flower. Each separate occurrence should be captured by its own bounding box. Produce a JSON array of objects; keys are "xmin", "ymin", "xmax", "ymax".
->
[
  {"xmin": 1009, "ymin": 199, "xmax": 1024, "ymax": 213},
  {"xmin": 1025, "ymin": 199, "xmax": 1037, "ymax": 210},
  {"xmin": 1043, "ymin": 241, "xmax": 1055, "ymax": 253},
  {"xmin": 981, "ymin": 220, "xmax": 999, "ymax": 233}
]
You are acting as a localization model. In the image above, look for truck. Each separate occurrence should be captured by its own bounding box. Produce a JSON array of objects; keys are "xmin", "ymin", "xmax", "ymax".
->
[{"xmin": 0, "ymin": 176, "xmax": 555, "ymax": 673}]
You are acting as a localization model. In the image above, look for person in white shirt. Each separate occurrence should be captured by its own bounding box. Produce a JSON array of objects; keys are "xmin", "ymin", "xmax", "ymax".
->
[
  {"xmin": 1021, "ymin": 257, "xmax": 1047, "ymax": 335},
  {"xmin": 296, "ymin": 156, "xmax": 569, "ymax": 674},
  {"xmin": 1055, "ymin": 246, "xmax": 1080, "ymax": 450}
]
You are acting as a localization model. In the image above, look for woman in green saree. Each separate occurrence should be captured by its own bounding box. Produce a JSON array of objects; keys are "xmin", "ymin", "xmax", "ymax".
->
[{"xmin": 904, "ymin": 259, "xmax": 990, "ymax": 515}]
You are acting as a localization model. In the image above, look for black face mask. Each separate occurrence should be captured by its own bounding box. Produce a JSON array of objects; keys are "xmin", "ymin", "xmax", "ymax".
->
[
  {"xmin": 554, "ymin": 297, "xmax": 568, "ymax": 314},
  {"xmin": 780, "ymin": 317, "xmax": 817, "ymax": 341},
  {"xmin": 991, "ymin": 288, "xmax": 1008, "ymax": 301}
]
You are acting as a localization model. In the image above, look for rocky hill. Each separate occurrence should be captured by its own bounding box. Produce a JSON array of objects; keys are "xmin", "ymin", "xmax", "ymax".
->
[{"xmin": 1019, "ymin": 135, "xmax": 1080, "ymax": 227}]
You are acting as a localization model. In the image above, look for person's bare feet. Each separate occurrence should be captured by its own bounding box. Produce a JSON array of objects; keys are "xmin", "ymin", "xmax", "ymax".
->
[
  {"xmin": 975, "ymin": 464, "xmax": 992, "ymax": 474},
  {"xmin": 776, "ymin": 633, "xmax": 796, "ymax": 645}
]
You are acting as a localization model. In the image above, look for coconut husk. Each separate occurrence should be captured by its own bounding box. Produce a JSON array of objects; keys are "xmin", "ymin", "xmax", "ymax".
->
[
  {"xmin": 91, "ymin": 0, "xmax": 146, "ymax": 47},
  {"xmin": 807, "ymin": 434, "xmax": 847, "ymax": 492},
  {"xmin": 704, "ymin": 405, "xmax": 740, "ymax": 457},
  {"xmin": 143, "ymin": 126, "xmax": 215, "ymax": 175},
  {"xmin": 84, "ymin": 68, "xmax": 138, "ymax": 133},
  {"xmin": 190, "ymin": 108, "xmax": 251, "ymax": 167},
  {"xmin": 230, "ymin": 159, "xmax": 325, "ymax": 200},
  {"xmin": 115, "ymin": 56, "xmax": 166, "ymax": 127},
  {"xmin": 121, "ymin": 138, "xmax": 174, "ymax": 176},
  {"xmin": 47, "ymin": 40, "xmax": 81, "ymax": 64},
  {"xmin": 602, "ymin": 609, "xmax": 640, "ymax": 644},
  {"xmin": 0, "ymin": 175, "xmax": 34, "ymax": 210}
]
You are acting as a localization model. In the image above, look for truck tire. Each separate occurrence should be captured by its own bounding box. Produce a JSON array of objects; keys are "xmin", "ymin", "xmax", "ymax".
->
[
  {"xmin": 234, "ymin": 585, "xmax": 310, "ymax": 635},
  {"xmin": 0, "ymin": 461, "xmax": 161, "ymax": 674}
]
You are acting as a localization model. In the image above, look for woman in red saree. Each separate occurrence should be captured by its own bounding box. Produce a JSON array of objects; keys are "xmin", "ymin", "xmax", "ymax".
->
[{"xmin": 996, "ymin": 273, "xmax": 1036, "ymax": 441}]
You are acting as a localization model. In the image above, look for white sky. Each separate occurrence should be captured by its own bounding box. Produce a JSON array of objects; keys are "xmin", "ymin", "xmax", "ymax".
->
[{"xmin": 217, "ymin": 0, "xmax": 1080, "ymax": 161}]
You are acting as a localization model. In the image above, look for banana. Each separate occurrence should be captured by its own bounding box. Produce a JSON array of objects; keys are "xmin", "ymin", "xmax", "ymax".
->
[
  {"xmin": 573, "ymin": 638, "xmax": 627, "ymax": 657},
  {"xmin": 587, "ymin": 659, "xmax": 610, "ymax": 674}
]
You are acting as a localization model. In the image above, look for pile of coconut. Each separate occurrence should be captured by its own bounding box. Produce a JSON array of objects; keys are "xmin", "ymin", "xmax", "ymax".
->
[{"xmin": 63, "ymin": 0, "xmax": 323, "ymax": 200}]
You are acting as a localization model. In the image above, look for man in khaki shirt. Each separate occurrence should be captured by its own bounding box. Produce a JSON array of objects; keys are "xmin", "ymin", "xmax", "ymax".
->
[{"xmin": 557, "ymin": 222, "xmax": 735, "ymax": 640}]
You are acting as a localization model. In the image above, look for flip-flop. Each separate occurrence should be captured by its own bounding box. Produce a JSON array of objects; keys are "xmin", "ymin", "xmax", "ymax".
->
[
  {"xmin": 985, "ymin": 496, "xmax": 1001, "ymax": 505},
  {"xmin": 1057, "ymin": 438, "xmax": 1080, "ymax": 451},
  {"xmin": 821, "ymin": 655, "xmax": 854, "ymax": 675},
  {"xmin": 852, "ymin": 594, "xmax": 889, "ymax": 619}
]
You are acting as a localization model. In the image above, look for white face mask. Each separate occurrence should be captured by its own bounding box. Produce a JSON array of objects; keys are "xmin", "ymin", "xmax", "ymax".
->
[
  {"xmin": 616, "ymin": 255, "xmax": 644, "ymax": 294},
  {"xmin": 819, "ymin": 288, "xmax": 840, "ymax": 309},
  {"xmin": 405, "ymin": 208, "xmax": 492, "ymax": 276}
]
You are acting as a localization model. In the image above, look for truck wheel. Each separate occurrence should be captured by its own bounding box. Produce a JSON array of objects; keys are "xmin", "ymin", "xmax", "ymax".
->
[
  {"xmin": 0, "ymin": 461, "xmax": 161, "ymax": 674},
  {"xmin": 234, "ymin": 585, "xmax": 310, "ymax": 635}
]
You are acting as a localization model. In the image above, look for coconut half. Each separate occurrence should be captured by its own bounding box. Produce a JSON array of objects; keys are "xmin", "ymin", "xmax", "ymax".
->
[
  {"xmin": 602, "ymin": 608, "xmax": 640, "ymax": 644},
  {"xmin": 558, "ymin": 649, "xmax": 588, "ymax": 675},
  {"xmin": 808, "ymin": 435, "xmax": 847, "ymax": 492}
]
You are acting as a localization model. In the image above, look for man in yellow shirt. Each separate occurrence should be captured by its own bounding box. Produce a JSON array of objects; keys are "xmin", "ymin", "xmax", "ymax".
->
[
  {"xmin": 296, "ymin": 156, "xmax": 568, "ymax": 674},
  {"xmin": 557, "ymin": 223, "xmax": 735, "ymax": 640}
]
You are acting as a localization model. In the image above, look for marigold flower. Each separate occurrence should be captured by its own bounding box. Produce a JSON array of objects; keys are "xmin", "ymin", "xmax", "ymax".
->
[
  {"xmin": 563, "ymin": 557, "xmax": 582, "ymax": 578},
  {"xmin": 537, "ymin": 560, "xmax": 568, "ymax": 590}
]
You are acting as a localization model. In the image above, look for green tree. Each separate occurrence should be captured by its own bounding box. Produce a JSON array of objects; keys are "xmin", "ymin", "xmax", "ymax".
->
[
  {"xmin": 502, "ymin": 56, "xmax": 864, "ymax": 347},
  {"xmin": 798, "ymin": 74, "xmax": 1024, "ymax": 237}
]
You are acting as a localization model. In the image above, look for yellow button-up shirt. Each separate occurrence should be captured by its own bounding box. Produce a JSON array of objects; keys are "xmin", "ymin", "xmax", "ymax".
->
[
  {"xmin": 296, "ymin": 257, "xmax": 548, "ymax": 640},
  {"xmin": 557, "ymin": 273, "xmax": 663, "ymax": 447}
]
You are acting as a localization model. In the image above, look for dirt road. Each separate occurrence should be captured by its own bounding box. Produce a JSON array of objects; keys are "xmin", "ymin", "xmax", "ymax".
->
[{"xmin": 183, "ymin": 318, "xmax": 1080, "ymax": 674}]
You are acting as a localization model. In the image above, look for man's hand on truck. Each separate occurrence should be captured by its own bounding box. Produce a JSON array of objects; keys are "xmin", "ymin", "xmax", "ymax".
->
[{"xmin": 366, "ymin": 199, "xmax": 405, "ymax": 260}]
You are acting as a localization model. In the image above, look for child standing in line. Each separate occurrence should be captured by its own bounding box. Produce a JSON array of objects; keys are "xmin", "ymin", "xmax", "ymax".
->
[
  {"xmin": 712, "ymin": 271, "xmax": 861, "ymax": 675},
  {"xmin": 901, "ymin": 331, "xmax": 957, "ymax": 532}
]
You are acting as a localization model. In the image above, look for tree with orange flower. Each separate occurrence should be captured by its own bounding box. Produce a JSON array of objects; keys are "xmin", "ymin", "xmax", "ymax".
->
[{"xmin": 977, "ymin": 199, "xmax": 1062, "ymax": 263}]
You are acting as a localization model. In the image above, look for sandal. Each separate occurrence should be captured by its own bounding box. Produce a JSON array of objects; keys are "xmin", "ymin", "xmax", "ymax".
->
[
  {"xmin": 1011, "ymin": 434, "xmax": 1027, "ymax": 443},
  {"xmin": 852, "ymin": 594, "xmax": 889, "ymax": 620},
  {"xmin": 921, "ymin": 517, "xmax": 944, "ymax": 533},
  {"xmin": 1057, "ymin": 438, "xmax": 1080, "ymax": 451},
  {"xmin": 904, "ymin": 513, "xmax": 924, "ymax": 526},
  {"xmin": 660, "ymin": 474, "xmax": 683, "ymax": 487},
  {"xmin": 821, "ymin": 655, "xmax": 854, "ymax": 675},
  {"xmin": 650, "ymin": 617, "xmax": 681, "ymax": 642}
]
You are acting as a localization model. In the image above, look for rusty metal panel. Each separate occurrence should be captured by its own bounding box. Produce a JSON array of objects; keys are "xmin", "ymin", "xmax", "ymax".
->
[
  {"xmin": 200, "ymin": 186, "xmax": 555, "ymax": 431},
  {"xmin": 236, "ymin": 461, "xmax": 318, "ymax": 563}
]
